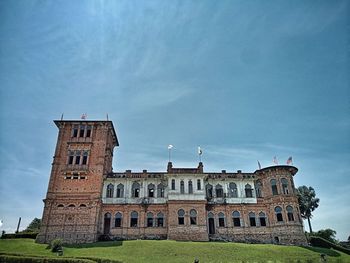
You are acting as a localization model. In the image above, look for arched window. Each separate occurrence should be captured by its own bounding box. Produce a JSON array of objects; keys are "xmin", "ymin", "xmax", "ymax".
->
[
  {"xmin": 190, "ymin": 209, "xmax": 197, "ymax": 225},
  {"xmin": 271, "ymin": 179, "xmax": 278, "ymax": 195},
  {"xmin": 157, "ymin": 212, "xmax": 164, "ymax": 227},
  {"xmin": 82, "ymin": 151, "xmax": 89, "ymax": 165},
  {"xmin": 281, "ymin": 178, "xmax": 289, "ymax": 194},
  {"xmin": 106, "ymin": 184, "xmax": 114, "ymax": 198},
  {"xmin": 148, "ymin": 183, "xmax": 155, "ymax": 198},
  {"xmin": 178, "ymin": 209, "xmax": 185, "ymax": 225},
  {"xmin": 130, "ymin": 211, "xmax": 138, "ymax": 227},
  {"xmin": 171, "ymin": 179, "xmax": 175, "ymax": 190},
  {"xmin": 286, "ymin": 206, "xmax": 294, "ymax": 221},
  {"xmin": 275, "ymin": 206, "xmax": 283, "ymax": 222},
  {"xmin": 104, "ymin": 212, "xmax": 111, "ymax": 234},
  {"xmin": 132, "ymin": 182, "xmax": 140, "ymax": 198},
  {"xmin": 259, "ymin": 212, "xmax": 266, "ymax": 226},
  {"xmin": 116, "ymin": 184, "xmax": 124, "ymax": 198},
  {"xmin": 206, "ymin": 184, "xmax": 213, "ymax": 198},
  {"xmin": 115, "ymin": 212, "xmax": 122, "ymax": 227},
  {"xmin": 157, "ymin": 183, "xmax": 165, "ymax": 198},
  {"xmin": 245, "ymin": 184, "xmax": 253, "ymax": 198},
  {"xmin": 57, "ymin": 204, "xmax": 64, "ymax": 208},
  {"xmin": 215, "ymin": 184, "xmax": 223, "ymax": 198},
  {"xmin": 79, "ymin": 204, "xmax": 87, "ymax": 207},
  {"xmin": 218, "ymin": 212, "xmax": 225, "ymax": 227},
  {"xmin": 180, "ymin": 180, "xmax": 185, "ymax": 194},
  {"xmin": 228, "ymin": 182, "xmax": 238, "ymax": 198},
  {"xmin": 68, "ymin": 204, "xmax": 75, "ymax": 208},
  {"xmin": 232, "ymin": 211, "xmax": 241, "ymax": 227},
  {"xmin": 197, "ymin": 179, "xmax": 201, "ymax": 190},
  {"xmin": 188, "ymin": 181, "xmax": 193, "ymax": 194},
  {"xmin": 255, "ymin": 180, "xmax": 263, "ymax": 198},
  {"xmin": 68, "ymin": 150, "xmax": 74, "ymax": 165},
  {"xmin": 249, "ymin": 212, "xmax": 256, "ymax": 227},
  {"xmin": 147, "ymin": 212, "xmax": 154, "ymax": 227}
]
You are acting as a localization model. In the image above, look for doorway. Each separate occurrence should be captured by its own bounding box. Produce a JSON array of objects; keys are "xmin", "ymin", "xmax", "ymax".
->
[
  {"xmin": 104, "ymin": 213, "xmax": 111, "ymax": 235},
  {"xmin": 208, "ymin": 212, "xmax": 215, "ymax": 235}
]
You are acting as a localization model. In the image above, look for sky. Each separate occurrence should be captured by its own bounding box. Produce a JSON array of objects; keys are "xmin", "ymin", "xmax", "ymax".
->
[{"xmin": 0, "ymin": 0, "xmax": 349, "ymax": 240}]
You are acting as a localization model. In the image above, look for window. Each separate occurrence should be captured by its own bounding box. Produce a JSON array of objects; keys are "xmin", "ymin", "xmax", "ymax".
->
[
  {"xmin": 82, "ymin": 151, "xmax": 88, "ymax": 165},
  {"xmin": 286, "ymin": 206, "xmax": 294, "ymax": 221},
  {"xmin": 232, "ymin": 211, "xmax": 241, "ymax": 227},
  {"xmin": 249, "ymin": 212, "xmax": 256, "ymax": 227},
  {"xmin": 188, "ymin": 181, "xmax": 193, "ymax": 194},
  {"xmin": 271, "ymin": 179, "xmax": 278, "ymax": 195},
  {"xmin": 79, "ymin": 204, "xmax": 87, "ymax": 207},
  {"xmin": 86, "ymin": 125, "xmax": 92, "ymax": 137},
  {"xmin": 275, "ymin": 206, "xmax": 283, "ymax": 222},
  {"xmin": 57, "ymin": 204, "xmax": 64, "ymax": 208},
  {"xmin": 281, "ymin": 178, "xmax": 289, "ymax": 194},
  {"xmin": 190, "ymin": 209, "xmax": 197, "ymax": 225},
  {"xmin": 116, "ymin": 184, "xmax": 124, "ymax": 198},
  {"xmin": 157, "ymin": 183, "xmax": 165, "ymax": 198},
  {"xmin": 72, "ymin": 125, "xmax": 79, "ymax": 137},
  {"xmin": 148, "ymin": 183, "xmax": 155, "ymax": 198},
  {"xmin": 106, "ymin": 184, "xmax": 114, "ymax": 198},
  {"xmin": 75, "ymin": 151, "xmax": 81, "ymax": 165},
  {"xmin": 218, "ymin": 212, "xmax": 225, "ymax": 227},
  {"xmin": 115, "ymin": 212, "xmax": 122, "ymax": 227},
  {"xmin": 215, "ymin": 184, "xmax": 223, "ymax": 198},
  {"xmin": 171, "ymin": 179, "xmax": 175, "ymax": 190},
  {"xmin": 132, "ymin": 182, "xmax": 140, "ymax": 198},
  {"xmin": 68, "ymin": 204, "xmax": 75, "ymax": 208},
  {"xmin": 245, "ymin": 184, "xmax": 253, "ymax": 198},
  {"xmin": 197, "ymin": 179, "xmax": 201, "ymax": 190},
  {"xmin": 255, "ymin": 180, "xmax": 263, "ymax": 198},
  {"xmin": 259, "ymin": 212, "xmax": 266, "ymax": 226},
  {"xmin": 180, "ymin": 180, "xmax": 185, "ymax": 194},
  {"xmin": 178, "ymin": 209, "xmax": 185, "ymax": 225},
  {"xmin": 228, "ymin": 182, "xmax": 238, "ymax": 198},
  {"xmin": 68, "ymin": 151, "xmax": 74, "ymax": 165},
  {"xmin": 147, "ymin": 212, "xmax": 154, "ymax": 227},
  {"xmin": 157, "ymin": 212, "xmax": 164, "ymax": 227},
  {"xmin": 130, "ymin": 211, "xmax": 138, "ymax": 227},
  {"xmin": 79, "ymin": 125, "xmax": 85, "ymax": 137},
  {"xmin": 206, "ymin": 184, "xmax": 213, "ymax": 198}
]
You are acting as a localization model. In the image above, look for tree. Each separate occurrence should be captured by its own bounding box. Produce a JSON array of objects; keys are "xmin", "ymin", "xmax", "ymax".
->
[
  {"xmin": 24, "ymin": 218, "xmax": 41, "ymax": 232},
  {"xmin": 314, "ymin": 228, "xmax": 337, "ymax": 243},
  {"xmin": 297, "ymin": 186, "xmax": 320, "ymax": 234}
]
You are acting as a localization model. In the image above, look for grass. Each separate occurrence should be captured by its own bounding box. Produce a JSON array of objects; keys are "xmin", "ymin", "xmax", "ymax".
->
[{"xmin": 1, "ymin": 238, "xmax": 350, "ymax": 262}]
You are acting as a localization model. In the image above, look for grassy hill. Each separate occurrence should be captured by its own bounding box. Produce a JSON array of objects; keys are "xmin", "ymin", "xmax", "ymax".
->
[{"xmin": 1, "ymin": 238, "xmax": 350, "ymax": 262}]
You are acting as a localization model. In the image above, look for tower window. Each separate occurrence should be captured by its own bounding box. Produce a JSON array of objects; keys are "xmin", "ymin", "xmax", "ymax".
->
[
  {"xmin": 178, "ymin": 209, "xmax": 185, "ymax": 225},
  {"xmin": 68, "ymin": 151, "xmax": 74, "ymax": 165},
  {"xmin": 287, "ymin": 206, "xmax": 294, "ymax": 221},
  {"xmin": 72, "ymin": 125, "xmax": 79, "ymax": 137},
  {"xmin": 148, "ymin": 184, "xmax": 155, "ymax": 198},
  {"xmin": 281, "ymin": 178, "xmax": 289, "ymax": 194},
  {"xmin": 82, "ymin": 151, "xmax": 88, "ymax": 165},
  {"xmin": 245, "ymin": 184, "xmax": 253, "ymax": 198},
  {"xmin": 132, "ymin": 182, "xmax": 140, "ymax": 198},
  {"xmin": 215, "ymin": 184, "xmax": 223, "ymax": 198},
  {"xmin": 197, "ymin": 179, "xmax": 201, "ymax": 190},
  {"xmin": 275, "ymin": 206, "xmax": 283, "ymax": 222},
  {"xmin": 75, "ymin": 151, "xmax": 81, "ymax": 165},
  {"xmin": 86, "ymin": 125, "xmax": 92, "ymax": 137},
  {"xmin": 79, "ymin": 125, "xmax": 85, "ymax": 137},
  {"xmin": 171, "ymin": 179, "xmax": 175, "ymax": 190},
  {"xmin": 190, "ymin": 209, "xmax": 197, "ymax": 225},
  {"xmin": 157, "ymin": 183, "xmax": 165, "ymax": 198},
  {"xmin": 271, "ymin": 179, "xmax": 278, "ymax": 195}
]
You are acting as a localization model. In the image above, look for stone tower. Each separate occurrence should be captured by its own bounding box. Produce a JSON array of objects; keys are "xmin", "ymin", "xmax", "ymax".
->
[{"xmin": 36, "ymin": 120, "xmax": 118, "ymax": 243}]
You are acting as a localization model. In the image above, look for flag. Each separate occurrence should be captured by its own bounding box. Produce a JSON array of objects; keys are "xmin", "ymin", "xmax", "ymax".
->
[
  {"xmin": 273, "ymin": 156, "xmax": 278, "ymax": 165},
  {"xmin": 257, "ymin": 160, "xmax": 261, "ymax": 170},
  {"xmin": 198, "ymin": 146, "xmax": 202, "ymax": 155},
  {"xmin": 168, "ymin": 145, "xmax": 173, "ymax": 150},
  {"xmin": 81, "ymin": 113, "xmax": 87, "ymax": 120},
  {"xmin": 287, "ymin": 156, "xmax": 293, "ymax": 165}
]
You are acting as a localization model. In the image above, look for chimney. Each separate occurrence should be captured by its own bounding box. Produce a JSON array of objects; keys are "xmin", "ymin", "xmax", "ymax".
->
[
  {"xmin": 167, "ymin": 162, "xmax": 173, "ymax": 173},
  {"xmin": 198, "ymin": 162, "xmax": 203, "ymax": 173}
]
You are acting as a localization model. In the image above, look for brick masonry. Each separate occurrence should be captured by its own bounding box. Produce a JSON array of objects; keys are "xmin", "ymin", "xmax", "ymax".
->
[{"xmin": 37, "ymin": 120, "xmax": 307, "ymax": 246}]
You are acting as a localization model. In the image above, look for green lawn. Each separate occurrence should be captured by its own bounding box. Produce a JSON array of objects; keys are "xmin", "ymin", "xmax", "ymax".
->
[{"xmin": 0, "ymin": 238, "xmax": 349, "ymax": 263}]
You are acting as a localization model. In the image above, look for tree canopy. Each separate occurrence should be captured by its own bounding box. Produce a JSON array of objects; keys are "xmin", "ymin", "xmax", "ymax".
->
[
  {"xmin": 24, "ymin": 218, "xmax": 41, "ymax": 232},
  {"xmin": 297, "ymin": 186, "xmax": 320, "ymax": 233}
]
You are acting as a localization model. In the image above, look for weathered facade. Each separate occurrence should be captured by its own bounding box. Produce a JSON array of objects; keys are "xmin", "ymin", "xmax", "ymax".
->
[{"xmin": 37, "ymin": 120, "xmax": 307, "ymax": 245}]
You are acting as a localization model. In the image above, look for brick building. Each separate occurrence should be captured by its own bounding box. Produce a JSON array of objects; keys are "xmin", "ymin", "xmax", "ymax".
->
[{"xmin": 36, "ymin": 120, "xmax": 307, "ymax": 245}]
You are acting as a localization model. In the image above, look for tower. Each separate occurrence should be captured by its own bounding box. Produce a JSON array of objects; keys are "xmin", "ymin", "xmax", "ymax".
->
[{"xmin": 36, "ymin": 120, "xmax": 118, "ymax": 243}]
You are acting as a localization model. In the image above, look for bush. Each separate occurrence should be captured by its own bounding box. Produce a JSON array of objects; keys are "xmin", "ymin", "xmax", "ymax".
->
[
  {"xmin": 310, "ymin": 236, "xmax": 350, "ymax": 255},
  {"xmin": 0, "ymin": 254, "xmax": 95, "ymax": 262},
  {"xmin": 50, "ymin": 239, "xmax": 63, "ymax": 253},
  {"xmin": 0, "ymin": 232, "xmax": 38, "ymax": 239}
]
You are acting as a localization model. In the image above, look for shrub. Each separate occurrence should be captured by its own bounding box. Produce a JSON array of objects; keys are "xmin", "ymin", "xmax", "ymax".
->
[
  {"xmin": 0, "ymin": 232, "xmax": 38, "ymax": 239},
  {"xmin": 50, "ymin": 238, "xmax": 63, "ymax": 253},
  {"xmin": 0, "ymin": 254, "xmax": 95, "ymax": 262},
  {"xmin": 310, "ymin": 236, "xmax": 350, "ymax": 255}
]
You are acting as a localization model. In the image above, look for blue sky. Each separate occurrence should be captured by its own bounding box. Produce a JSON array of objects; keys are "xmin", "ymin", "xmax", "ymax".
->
[{"xmin": 0, "ymin": 1, "xmax": 349, "ymax": 240}]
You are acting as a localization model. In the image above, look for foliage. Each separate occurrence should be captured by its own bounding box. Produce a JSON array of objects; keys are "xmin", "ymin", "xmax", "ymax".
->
[
  {"xmin": 309, "ymin": 236, "xmax": 350, "ymax": 255},
  {"xmin": 0, "ymin": 254, "xmax": 96, "ymax": 262},
  {"xmin": 297, "ymin": 185, "xmax": 320, "ymax": 233},
  {"xmin": 0, "ymin": 232, "xmax": 38, "ymax": 239},
  {"xmin": 1, "ymin": 238, "xmax": 350, "ymax": 263},
  {"xmin": 50, "ymin": 239, "xmax": 63, "ymax": 253},
  {"xmin": 25, "ymin": 218, "xmax": 41, "ymax": 233},
  {"xmin": 312, "ymin": 229, "xmax": 337, "ymax": 243}
]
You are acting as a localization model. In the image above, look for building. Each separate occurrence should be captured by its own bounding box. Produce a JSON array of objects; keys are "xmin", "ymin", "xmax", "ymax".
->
[{"xmin": 36, "ymin": 120, "xmax": 307, "ymax": 245}]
